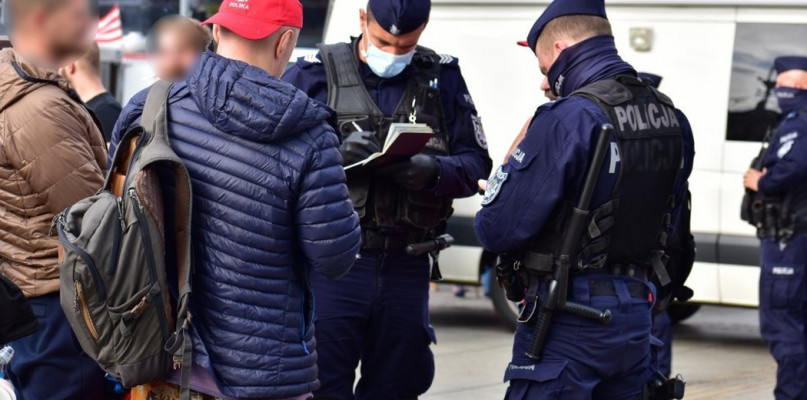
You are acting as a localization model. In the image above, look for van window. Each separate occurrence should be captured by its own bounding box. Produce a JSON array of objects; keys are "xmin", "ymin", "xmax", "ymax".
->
[
  {"xmin": 299, "ymin": 0, "xmax": 329, "ymax": 48},
  {"xmin": 727, "ymin": 23, "xmax": 807, "ymax": 142},
  {"xmin": 100, "ymin": 0, "xmax": 180, "ymax": 34}
]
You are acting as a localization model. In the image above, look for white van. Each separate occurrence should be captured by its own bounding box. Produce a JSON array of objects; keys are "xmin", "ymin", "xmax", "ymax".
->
[{"xmin": 323, "ymin": 0, "xmax": 807, "ymax": 327}]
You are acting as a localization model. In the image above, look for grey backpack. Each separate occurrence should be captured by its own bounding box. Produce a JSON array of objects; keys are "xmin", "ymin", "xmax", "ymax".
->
[{"xmin": 54, "ymin": 81, "xmax": 193, "ymax": 397}]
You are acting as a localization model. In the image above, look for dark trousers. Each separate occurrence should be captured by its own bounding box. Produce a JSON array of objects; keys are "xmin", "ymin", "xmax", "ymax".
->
[
  {"xmin": 651, "ymin": 311, "xmax": 672, "ymax": 377},
  {"xmin": 311, "ymin": 251, "xmax": 434, "ymax": 400},
  {"xmin": 504, "ymin": 274, "xmax": 655, "ymax": 400},
  {"xmin": 759, "ymin": 235, "xmax": 807, "ymax": 400},
  {"xmin": 7, "ymin": 293, "xmax": 107, "ymax": 400}
]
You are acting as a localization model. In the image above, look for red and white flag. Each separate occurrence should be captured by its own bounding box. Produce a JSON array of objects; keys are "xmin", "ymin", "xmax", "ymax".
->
[{"xmin": 95, "ymin": 5, "xmax": 123, "ymax": 47}]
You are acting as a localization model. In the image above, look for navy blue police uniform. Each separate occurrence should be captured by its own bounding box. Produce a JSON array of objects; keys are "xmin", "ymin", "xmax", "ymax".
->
[
  {"xmin": 757, "ymin": 56, "xmax": 807, "ymax": 400},
  {"xmin": 282, "ymin": 0, "xmax": 492, "ymax": 398},
  {"xmin": 474, "ymin": 1, "xmax": 695, "ymax": 398},
  {"xmin": 639, "ymin": 72, "xmax": 674, "ymax": 378}
]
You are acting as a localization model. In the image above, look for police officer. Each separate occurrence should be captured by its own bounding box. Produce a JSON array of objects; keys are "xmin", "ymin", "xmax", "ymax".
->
[
  {"xmin": 282, "ymin": 1, "xmax": 492, "ymax": 399},
  {"xmin": 474, "ymin": 0, "xmax": 695, "ymax": 398},
  {"xmin": 744, "ymin": 56, "xmax": 807, "ymax": 400}
]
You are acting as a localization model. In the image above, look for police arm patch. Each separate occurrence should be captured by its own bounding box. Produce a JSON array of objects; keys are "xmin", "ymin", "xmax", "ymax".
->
[
  {"xmin": 482, "ymin": 166, "xmax": 508, "ymax": 206},
  {"xmin": 472, "ymin": 114, "xmax": 488, "ymax": 150},
  {"xmin": 777, "ymin": 131, "xmax": 798, "ymax": 159}
]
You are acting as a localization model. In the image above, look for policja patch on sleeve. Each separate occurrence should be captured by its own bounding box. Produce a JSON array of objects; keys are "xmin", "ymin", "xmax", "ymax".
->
[
  {"xmin": 472, "ymin": 114, "xmax": 488, "ymax": 150},
  {"xmin": 481, "ymin": 165, "xmax": 509, "ymax": 206}
]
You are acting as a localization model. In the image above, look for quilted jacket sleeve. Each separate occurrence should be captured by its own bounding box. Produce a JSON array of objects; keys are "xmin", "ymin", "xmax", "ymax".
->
[{"xmin": 295, "ymin": 127, "xmax": 361, "ymax": 279}]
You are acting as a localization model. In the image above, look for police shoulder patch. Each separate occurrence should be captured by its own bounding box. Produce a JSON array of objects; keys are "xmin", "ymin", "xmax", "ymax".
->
[
  {"xmin": 471, "ymin": 114, "xmax": 487, "ymax": 150},
  {"xmin": 303, "ymin": 53, "xmax": 322, "ymax": 64},
  {"xmin": 481, "ymin": 166, "xmax": 509, "ymax": 206},
  {"xmin": 438, "ymin": 54, "xmax": 458, "ymax": 66},
  {"xmin": 778, "ymin": 131, "xmax": 799, "ymax": 159}
]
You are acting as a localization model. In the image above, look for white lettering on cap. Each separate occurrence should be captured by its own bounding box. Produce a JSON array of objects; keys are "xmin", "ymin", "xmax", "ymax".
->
[{"xmin": 229, "ymin": 0, "xmax": 250, "ymax": 10}]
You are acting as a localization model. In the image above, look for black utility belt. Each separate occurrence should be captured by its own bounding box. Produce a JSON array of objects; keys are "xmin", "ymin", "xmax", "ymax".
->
[
  {"xmin": 758, "ymin": 224, "xmax": 807, "ymax": 239},
  {"xmin": 361, "ymin": 229, "xmax": 428, "ymax": 252}
]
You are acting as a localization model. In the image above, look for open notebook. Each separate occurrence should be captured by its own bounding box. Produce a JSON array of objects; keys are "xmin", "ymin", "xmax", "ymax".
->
[{"xmin": 344, "ymin": 123, "xmax": 434, "ymax": 170}]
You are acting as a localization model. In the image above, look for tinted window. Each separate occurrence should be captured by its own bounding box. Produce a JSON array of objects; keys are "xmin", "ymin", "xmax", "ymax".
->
[
  {"xmin": 100, "ymin": 0, "xmax": 179, "ymax": 34},
  {"xmin": 726, "ymin": 23, "xmax": 807, "ymax": 142},
  {"xmin": 299, "ymin": 0, "xmax": 329, "ymax": 48}
]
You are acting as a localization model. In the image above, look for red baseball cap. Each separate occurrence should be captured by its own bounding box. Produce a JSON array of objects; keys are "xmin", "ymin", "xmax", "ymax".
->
[
  {"xmin": 517, "ymin": 40, "xmax": 529, "ymax": 47},
  {"xmin": 203, "ymin": 0, "xmax": 303, "ymax": 40}
]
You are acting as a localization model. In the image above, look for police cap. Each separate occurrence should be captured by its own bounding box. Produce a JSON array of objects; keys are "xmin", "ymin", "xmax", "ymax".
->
[
  {"xmin": 638, "ymin": 73, "xmax": 663, "ymax": 89},
  {"xmin": 368, "ymin": 0, "xmax": 431, "ymax": 36},
  {"xmin": 523, "ymin": 0, "xmax": 607, "ymax": 51},
  {"xmin": 775, "ymin": 56, "xmax": 807, "ymax": 74}
]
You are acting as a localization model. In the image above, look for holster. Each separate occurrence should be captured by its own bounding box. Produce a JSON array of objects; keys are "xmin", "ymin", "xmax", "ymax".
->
[{"xmin": 495, "ymin": 258, "xmax": 525, "ymax": 302}]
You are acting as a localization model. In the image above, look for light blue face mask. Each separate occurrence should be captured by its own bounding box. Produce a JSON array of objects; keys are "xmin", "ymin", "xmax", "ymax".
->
[{"xmin": 361, "ymin": 35, "xmax": 415, "ymax": 78}]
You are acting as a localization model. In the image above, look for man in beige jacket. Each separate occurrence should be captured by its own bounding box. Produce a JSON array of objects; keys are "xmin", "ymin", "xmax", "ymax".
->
[{"xmin": 0, "ymin": 0, "xmax": 108, "ymax": 398}]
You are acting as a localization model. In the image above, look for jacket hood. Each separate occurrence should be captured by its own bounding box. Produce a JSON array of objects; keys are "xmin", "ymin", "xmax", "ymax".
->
[
  {"xmin": 188, "ymin": 51, "xmax": 333, "ymax": 143},
  {"xmin": 0, "ymin": 48, "xmax": 74, "ymax": 112}
]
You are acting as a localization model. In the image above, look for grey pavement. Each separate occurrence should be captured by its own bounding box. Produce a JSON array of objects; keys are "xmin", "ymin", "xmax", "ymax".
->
[{"xmin": 421, "ymin": 287, "xmax": 776, "ymax": 400}]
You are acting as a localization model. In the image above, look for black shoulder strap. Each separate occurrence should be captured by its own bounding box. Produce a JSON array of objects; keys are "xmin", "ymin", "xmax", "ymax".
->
[
  {"xmin": 140, "ymin": 80, "xmax": 173, "ymax": 144},
  {"xmin": 140, "ymin": 81, "xmax": 194, "ymax": 400},
  {"xmin": 317, "ymin": 42, "xmax": 383, "ymax": 116},
  {"xmin": 572, "ymin": 78, "xmax": 633, "ymax": 106}
]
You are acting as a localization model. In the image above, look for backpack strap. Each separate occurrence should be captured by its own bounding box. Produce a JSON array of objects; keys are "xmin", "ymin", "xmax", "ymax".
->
[
  {"xmin": 140, "ymin": 81, "xmax": 194, "ymax": 400},
  {"xmin": 140, "ymin": 80, "xmax": 173, "ymax": 143}
]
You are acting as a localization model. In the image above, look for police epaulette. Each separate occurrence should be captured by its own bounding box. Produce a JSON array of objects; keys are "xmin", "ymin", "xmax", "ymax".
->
[
  {"xmin": 302, "ymin": 53, "xmax": 322, "ymax": 64},
  {"xmin": 438, "ymin": 54, "xmax": 457, "ymax": 65}
]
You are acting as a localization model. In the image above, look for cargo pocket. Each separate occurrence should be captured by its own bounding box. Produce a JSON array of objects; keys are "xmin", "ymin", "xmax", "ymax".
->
[
  {"xmin": 770, "ymin": 276, "xmax": 803, "ymax": 309},
  {"xmin": 762, "ymin": 263, "xmax": 805, "ymax": 310},
  {"xmin": 504, "ymin": 360, "xmax": 568, "ymax": 400}
]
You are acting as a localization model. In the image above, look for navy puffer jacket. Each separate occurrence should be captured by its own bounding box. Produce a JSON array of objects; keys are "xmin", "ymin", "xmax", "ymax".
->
[{"xmin": 110, "ymin": 51, "xmax": 361, "ymax": 399}]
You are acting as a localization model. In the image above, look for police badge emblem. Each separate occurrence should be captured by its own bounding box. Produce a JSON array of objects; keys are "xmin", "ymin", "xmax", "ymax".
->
[
  {"xmin": 482, "ymin": 166, "xmax": 509, "ymax": 205},
  {"xmin": 472, "ymin": 115, "xmax": 488, "ymax": 150}
]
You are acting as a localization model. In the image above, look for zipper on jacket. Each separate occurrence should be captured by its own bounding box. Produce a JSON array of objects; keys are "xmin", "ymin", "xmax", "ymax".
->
[
  {"xmin": 57, "ymin": 214, "xmax": 107, "ymax": 301},
  {"xmin": 128, "ymin": 188, "xmax": 171, "ymax": 342},
  {"xmin": 75, "ymin": 280, "xmax": 99, "ymax": 341}
]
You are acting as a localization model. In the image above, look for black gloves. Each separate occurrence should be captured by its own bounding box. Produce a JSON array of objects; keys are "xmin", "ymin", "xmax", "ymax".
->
[
  {"xmin": 377, "ymin": 154, "xmax": 440, "ymax": 191},
  {"xmin": 341, "ymin": 131, "xmax": 381, "ymax": 166}
]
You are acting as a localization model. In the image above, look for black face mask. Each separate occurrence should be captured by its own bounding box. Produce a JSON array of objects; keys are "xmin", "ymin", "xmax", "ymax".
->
[{"xmin": 775, "ymin": 87, "xmax": 807, "ymax": 115}]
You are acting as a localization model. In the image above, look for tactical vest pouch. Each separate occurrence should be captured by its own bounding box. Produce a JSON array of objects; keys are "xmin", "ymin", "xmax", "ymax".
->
[
  {"xmin": 346, "ymin": 170, "xmax": 371, "ymax": 220},
  {"xmin": 741, "ymin": 153, "xmax": 766, "ymax": 227},
  {"xmin": 758, "ymin": 196, "xmax": 795, "ymax": 240},
  {"xmin": 397, "ymin": 191, "xmax": 453, "ymax": 230}
]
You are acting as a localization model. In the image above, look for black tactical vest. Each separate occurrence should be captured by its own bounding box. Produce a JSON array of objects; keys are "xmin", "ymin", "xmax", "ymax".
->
[
  {"xmin": 526, "ymin": 76, "xmax": 684, "ymax": 274},
  {"xmin": 318, "ymin": 42, "xmax": 452, "ymax": 232}
]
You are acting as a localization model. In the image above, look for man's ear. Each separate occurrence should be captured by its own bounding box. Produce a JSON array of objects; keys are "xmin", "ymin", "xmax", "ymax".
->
[
  {"xmin": 67, "ymin": 63, "xmax": 76, "ymax": 75},
  {"xmin": 554, "ymin": 40, "xmax": 569, "ymax": 55},
  {"xmin": 359, "ymin": 9, "xmax": 367, "ymax": 31},
  {"xmin": 275, "ymin": 29, "xmax": 295, "ymax": 60},
  {"xmin": 212, "ymin": 24, "xmax": 221, "ymax": 44}
]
